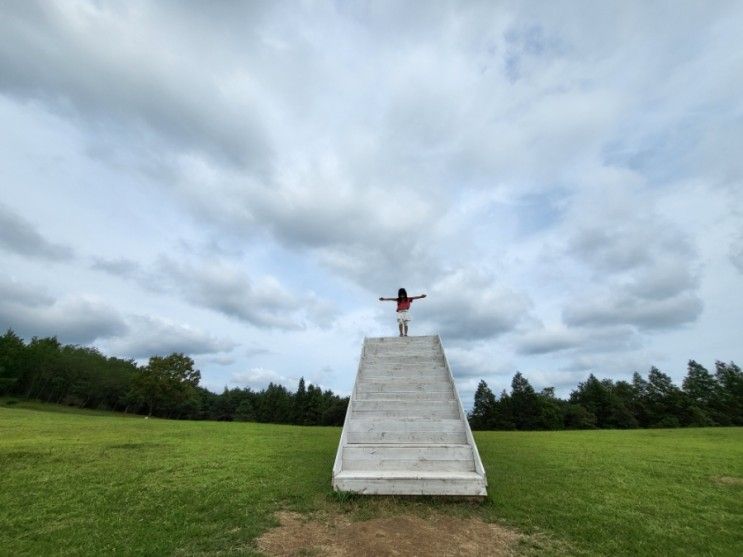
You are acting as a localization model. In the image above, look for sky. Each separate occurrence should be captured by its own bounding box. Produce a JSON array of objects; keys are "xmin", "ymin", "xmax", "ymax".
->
[{"xmin": 1, "ymin": 1, "xmax": 742, "ymax": 405}]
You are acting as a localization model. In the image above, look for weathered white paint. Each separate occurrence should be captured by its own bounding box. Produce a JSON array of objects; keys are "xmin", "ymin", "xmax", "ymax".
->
[
  {"xmin": 332, "ymin": 335, "xmax": 488, "ymax": 496},
  {"xmin": 355, "ymin": 390, "xmax": 454, "ymax": 401}
]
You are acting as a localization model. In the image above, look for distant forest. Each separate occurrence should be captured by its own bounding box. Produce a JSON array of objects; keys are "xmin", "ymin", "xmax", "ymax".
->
[
  {"xmin": 0, "ymin": 330, "xmax": 348, "ymax": 425},
  {"xmin": 1, "ymin": 329, "xmax": 741, "ymax": 429},
  {"xmin": 469, "ymin": 364, "xmax": 743, "ymax": 430}
]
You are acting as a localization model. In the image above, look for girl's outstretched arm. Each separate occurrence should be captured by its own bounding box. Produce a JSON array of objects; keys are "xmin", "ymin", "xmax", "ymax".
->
[
  {"xmin": 379, "ymin": 297, "xmax": 396, "ymax": 301},
  {"xmin": 412, "ymin": 294, "xmax": 427, "ymax": 299}
]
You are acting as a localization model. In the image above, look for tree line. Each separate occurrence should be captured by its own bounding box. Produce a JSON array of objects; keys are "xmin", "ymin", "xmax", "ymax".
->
[
  {"xmin": 469, "ymin": 362, "xmax": 743, "ymax": 430},
  {"xmin": 0, "ymin": 330, "xmax": 348, "ymax": 425},
  {"xmin": 2, "ymin": 328, "xmax": 740, "ymax": 429}
]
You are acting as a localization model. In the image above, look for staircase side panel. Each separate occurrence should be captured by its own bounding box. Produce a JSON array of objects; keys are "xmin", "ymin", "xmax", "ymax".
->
[
  {"xmin": 436, "ymin": 335, "xmax": 488, "ymax": 485},
  {"xmin": 332, "ymin": 338, "xmax": 367, "ymax": 477}
]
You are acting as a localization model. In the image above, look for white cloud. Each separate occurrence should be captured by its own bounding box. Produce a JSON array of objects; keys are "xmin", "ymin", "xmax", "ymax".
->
[
  {"xmin": 0, "ymin": 203, "xmax": 74, "ymax": 261},
  {"xmin": 415, "ymin": 268, "xmax": 533, "ymax": 340},
  {"xmin": 230, "ymin": 367, "xmax": 298, "ymax": 391},
  {"xmin": 1, "ymin": 1, "xmax": 741, "ymax": 396},
  {"xmin": 103, "ymin": 315, "xmax": 236, "ymax": 360},
  {"xmin": 0, "ymin": 276, "xmax": 126, "ymax": 344},
  {"xmin": 517, "ymin": 327, "xmax": 583, "ymax": 355}
]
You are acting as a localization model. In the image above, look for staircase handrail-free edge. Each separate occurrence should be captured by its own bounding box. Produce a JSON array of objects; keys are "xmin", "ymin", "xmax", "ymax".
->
[
  {"xmin": 332, "ymin": 337, "xmax": 366, "ymax": 479},
  {"xmin": 436, "ymin": 335, "xmax": 488, "ymax": 482}
]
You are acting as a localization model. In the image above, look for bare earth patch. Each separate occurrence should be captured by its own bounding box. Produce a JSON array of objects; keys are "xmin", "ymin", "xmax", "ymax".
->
[
  {"xmin": 713, "ymin": 476, "xmax": 743, "ymax": 486},
  {"xmin": 256, "ymin": 510, "xmax": 530, "ymax": 556}
]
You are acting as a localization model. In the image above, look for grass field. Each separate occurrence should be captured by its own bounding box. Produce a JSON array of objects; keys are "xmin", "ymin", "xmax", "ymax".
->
[{"xmin": 1, "ymin": 399, "xmax": 742, "ymax": 556}]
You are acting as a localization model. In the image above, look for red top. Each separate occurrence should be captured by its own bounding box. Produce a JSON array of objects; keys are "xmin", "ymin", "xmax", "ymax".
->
[{"xmin": 396, "ymin": 298, "xmax": 412, "ymax": 311}]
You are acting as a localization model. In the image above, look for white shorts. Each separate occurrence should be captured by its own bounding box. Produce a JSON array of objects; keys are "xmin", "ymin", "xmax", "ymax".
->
[{"xmin": 396, "ymin": 310, "xmax": 411, "ymax": 324}]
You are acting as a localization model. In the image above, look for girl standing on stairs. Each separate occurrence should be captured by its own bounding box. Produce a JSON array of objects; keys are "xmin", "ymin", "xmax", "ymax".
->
[{"xmin": 379, "ymin": 288, "xmax": 427, "ymax": 337}]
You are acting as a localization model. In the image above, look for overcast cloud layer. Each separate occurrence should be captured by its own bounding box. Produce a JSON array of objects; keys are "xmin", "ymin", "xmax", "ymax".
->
[{"xmin": 1, "ymin": 1, "xmax": 741, "ymax": 403}]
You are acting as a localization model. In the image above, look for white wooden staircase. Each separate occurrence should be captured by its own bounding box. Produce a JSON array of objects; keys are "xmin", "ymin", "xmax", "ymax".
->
[{"xmin": 332, "ymin": 335, "xmax": 487, "ymax": 496}]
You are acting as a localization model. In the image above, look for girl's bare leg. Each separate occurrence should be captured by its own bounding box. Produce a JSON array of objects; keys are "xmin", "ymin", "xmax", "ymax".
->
[
  {"xmin": 398, "ymin": 323, "xmax": 404, "ymax": 336},
  {"xmin": 403, "ymin": 323, "xmax": 409, "ymax": 336}
]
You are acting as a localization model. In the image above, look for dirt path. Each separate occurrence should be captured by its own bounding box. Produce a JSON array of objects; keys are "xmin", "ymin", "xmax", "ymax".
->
[{"xmin": 256, "ymin": 510, "xmax": 531, "ymax": 556}]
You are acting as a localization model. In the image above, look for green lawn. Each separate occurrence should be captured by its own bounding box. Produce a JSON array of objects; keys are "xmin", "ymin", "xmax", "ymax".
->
[{"xmin": 1, "ymin": 399, "xmax": 741, "ymax": 556}]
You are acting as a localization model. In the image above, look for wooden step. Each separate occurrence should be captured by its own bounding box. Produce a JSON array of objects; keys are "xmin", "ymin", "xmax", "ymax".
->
[
  {"xmin": 343, "ymin": 442, "xmax": 474, "ymax": 472},
  {"xmin": 343, "ymin": 444, "xmax": 475, "ymax": 472},
  {"xmin": 365, "ymin": 336, "xmax": 436, "ymax": 345},
  {"xmin": 363, "ymin": 354, "xmax": 442, "ymax": 362},
  {"xmin": 364, "ymin": 351, "xmax": 440, "ymax": 360},
  {"xmin": 343, "ymin": 444, "xmax": 473, "ymax": 460},
  {"xmin": 347, "ymin": 418, "xmax": 465, "ymax": 433},
  {"xmin": 361, "ymin": 370, "xmax": 449, "ymax": 380},
  {"xmin": 333, "ymin": 471, "xmax": 487, "ymax": 496},
  {"xmin": 355, "ymin": 390, "xmax": 454, "ymax": 401},
  {"xmin": 346, "ymin": 429, "xmax": 468, "ymax": 444},
  {"xmin": 342, "ymin": 458, "xmax": 474, "ymax": 472},
  {"xmin": 356, "ymin": 380, "xmax": 452, "ymax": 392},
  {"xmin": 352, "ymin": 400, "xmax": 460, "ymax": 419},
  {"xmin": 364, "ymin": 356, "xmax": 443, "ymax": 365}
]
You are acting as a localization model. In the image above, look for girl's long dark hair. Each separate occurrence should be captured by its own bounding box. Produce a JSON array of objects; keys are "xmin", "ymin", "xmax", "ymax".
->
[{"xmin": 398, "ymin": 288, "xmax": 408, "ymax": 300}]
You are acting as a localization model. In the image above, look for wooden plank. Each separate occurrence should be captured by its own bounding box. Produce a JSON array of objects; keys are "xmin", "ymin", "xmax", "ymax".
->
[
  {"xmin": 347, "ymin": 418, "xmax": 465, "ymax": 433},
  {"xmin": 352, "ymin": 405, "xmax": 459, "ymax": 417},
  {"xmin": 355, "ymin": 391, "xmax": 454, "ymax": 401},
  {"xmin": 362, "ymin": 365, "xmax": 446, "ymax": 373},
  {"xmin": 364, "ymin": 353, "xmax": 440, "ymax": 360},
  {"xmin": 333, "ymin": 477, "xmax": 487, "ymax": 496},
  {"xmin": 353, "ymin": 400, "xmax": 459, "ymax": 412},
  {"xmin": 352, "ymin": 409, "xmax": 460, "ymax": 419},
  {"xmin": 341, "ymin": 459, "xmax": 475, "ymax": 472},
  {"xmin": 336, "ymin": 470, "xmax": 483, "ymax": 479},
  {"xmin": 363, "ymin": 356, "xmax": 443, "ymax": 363},
  {"xmin": 347, "ymin": 430, "xmax": 467, "ymax": 444},
  {"xmin": 365, "ymin": 336, "xmax": 436, "ymax": 344},
  {"xmin": 362, "ymin": 363, "xmax": 447, "ymax": 371},
  {"xmin": 356, "ymin": 381, "xmax": 452, "ymax": 392},
  {"xmin": 343, "ymin": 445, "xmax": 473, "ymax": 460},
  {"xmin": 360, "ymin": 366, "xmax": 447, "ymax": 373},
  {"xmin": 361, "ymin": 372, "xmax": 450, "ymax": 381},
  {"xmin": 357, "ymin": 377, "xmax": 451, "ymax": 385}
]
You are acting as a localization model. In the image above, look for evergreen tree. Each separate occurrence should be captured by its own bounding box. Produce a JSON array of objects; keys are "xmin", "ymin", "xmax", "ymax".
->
[
  {"xmin": 682, "ymin": 360, "xmax": 717, "ymax": 425},
  {"xmin": 294, "ymin": 377, "xmax": 307, "ymax": 424},
  {"xmin": 469, "ymin": 380, "xmax": 496, "ymax": 430},
  {"xmin": 563, "ymin": 404, "xmax": 597, "ymax": 429},
  {"xmin": 536, "ymin": 387, "xmax": 565, "ymax": 430},
  {"xmin": 0, "ymin": 329, "xmax": 25, "ymax": 395},
  {"xmin": 492, "ymin": 390, "xmax": 516, "ymax": 430},
  {"xmin": 645, "ymin": 367, "xmax": 685, "ymax": 427},
  {"xmin": 713, "ymin": 361, "xmax": 743, "ymax": 425},
  {"xmin": 570, "ymin": 375, "xmax": 636, "ymax": 429},
  {"xmin": 510, "ymin": 372, "xmax": 540, "ymax": 430},
  {"xmin": 235, "ymin": 395, "xmax": 256, "ymax": 421}
]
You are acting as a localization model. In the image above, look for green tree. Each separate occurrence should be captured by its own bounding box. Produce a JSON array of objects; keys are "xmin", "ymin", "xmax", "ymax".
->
[
  {"xmin": 294, "ymin": 377, "xmax": 307, "ymax": 424},
  {"xmin": 469, "ymin": 380, "xmax": 496, "ymax": 430},
  {"xmin": 0, "ymin": 329, "xmax": 25, "ymax": 395},
  {"xmin": 235, "ymin": 396, "xmax": 256, "ymax": 421},
  {"xmin": 320, "ymin": 396, "xmax": 349, "ymax": 426},
  {"xmin": 570, "ymin": 375, "xmax": 636, "ymax": 429},
  {"xmin": 713, "ymin": 361, "xmax": 743, "ymax": 425},
  {"xmin": 492, "ymin": 390, "xmax": 516, "ymax": 430},
  {"xmin": 510, "ymin": 372, "xmax": 541, "ymax": 430},
  {"xmin": 304, "ymin": 384, "xmax": 325, "ymax": 425},
  {"xmin": 682, "ymin": 360, "xmax": 717, "ymax": 425},
  {"xmin": 130, "ymin": 353, "xmax": 201, "ymax": 417},
  {"xmin": 645, "ymin": 367, "xmax": 685, "ymax": 427},
  {"xmin": 536, "ymin": 387, "xmax": 565, "ymax": 430},
  {"xmin": 563, "ymin": 404, "xmax": 597, "ymax": 429}
]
